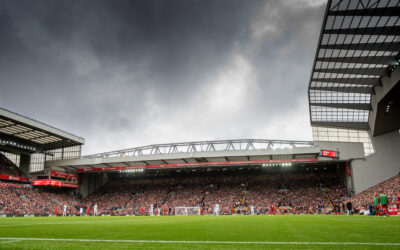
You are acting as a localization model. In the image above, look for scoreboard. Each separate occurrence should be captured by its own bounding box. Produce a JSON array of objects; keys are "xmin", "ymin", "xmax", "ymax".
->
[{"xmin": 320, "ymin": 150, "xmax": 338, "ymax": 158}]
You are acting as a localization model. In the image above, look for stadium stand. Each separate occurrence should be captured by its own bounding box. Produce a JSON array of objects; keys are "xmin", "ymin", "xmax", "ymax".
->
[
  {"xmin": 0, "ymin": 182, "xmax": 80, "ymax": 215},
  {"xmin": 80, "ymin": 168, "xmax": 350, "ymax": 216},
  {"xmin": 348, "ymin": 174, "xmax": 400, "ymax": 211},
  {"xmin": 0, "ymin": 153, "xmax": 25, "ymax": 177},
  {"xmin": 0, "ymin": 168, "xmax": 399, "ymax": 216}
]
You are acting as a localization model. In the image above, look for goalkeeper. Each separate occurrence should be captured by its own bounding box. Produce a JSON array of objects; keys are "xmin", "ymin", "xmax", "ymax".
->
[{"xmin": 380, "ymin": 192, "xmax": 388, "ymax": 216}]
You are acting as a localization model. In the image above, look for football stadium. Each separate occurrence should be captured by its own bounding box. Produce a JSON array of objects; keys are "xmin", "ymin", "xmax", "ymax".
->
[{"xmin": 1, "ymin": 0, "xmax": 400, "ymax": 249}]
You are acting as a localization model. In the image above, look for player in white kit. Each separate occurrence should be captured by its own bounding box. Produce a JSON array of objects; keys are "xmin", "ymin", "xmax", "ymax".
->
[
  {"xmin": 150, "ymin": 204, "xmax": 154, "ymax": 216},
  {"xmin": 79, "ymin": 207, "xmax": 83, "ymax": 216},
  {"xmin": 93, "ymin": 204, "xmax": 98, "ymax": 216},
  {"xmin": 250, "ymin": 205, "xmax": 255, "ymax": 215},
  {"xmin": 63, "ymin": 204, "xmax": 67, "ymax": 216},
  {"xmin": 214, "ymin": 204, "xmax": 220, "ymax": 216}
]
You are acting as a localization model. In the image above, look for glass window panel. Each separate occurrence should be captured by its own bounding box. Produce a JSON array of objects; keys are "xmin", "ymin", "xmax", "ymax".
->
[
  {"xmin": 312, "ymin": 126, "xmax": 374, "ymax": 156},
  {"xmin": 30, "ymin": 153, "xmax": 45, "ymax": 173}
]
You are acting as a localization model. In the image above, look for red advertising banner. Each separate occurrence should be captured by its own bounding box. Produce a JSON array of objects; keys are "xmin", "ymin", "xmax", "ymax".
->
[
  {"xmin": 50, "ymin": 170, "xmax": 78, "ymax": 180},
  {"xmin": 0, "ymin": 174, "xmax": 31, "ymax": 183},
  {"xmin": 76, "ymin": 158, "xmax": 319, "ymax": 173},
  {"xmin": 320, "ymin": 150, "xmax": 338, "ymax": 158},
  {"xmin": 345, "ymin": 161, "xmax": 352, "ymax": 177},
  {"xmin": 33, "ymin": 180, "xmax": 78, "ymax": 188}
]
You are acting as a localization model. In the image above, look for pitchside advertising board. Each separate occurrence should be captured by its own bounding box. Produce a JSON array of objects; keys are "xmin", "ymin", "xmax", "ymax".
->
[{"xmin": 0, "ymin": 214, "xmax": 80, "ymax": 217}]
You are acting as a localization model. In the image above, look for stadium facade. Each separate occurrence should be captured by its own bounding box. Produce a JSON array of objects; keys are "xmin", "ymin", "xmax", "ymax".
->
[
  {"xmin": 0, "ymin": 0, "xmax": 399, "ymax": 199},
  {"xmin": 308, "ymin": 0, "xmax": 400, "ymax": 194}
]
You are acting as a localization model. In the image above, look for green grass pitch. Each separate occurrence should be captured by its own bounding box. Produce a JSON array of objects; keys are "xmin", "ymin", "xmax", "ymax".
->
[{"xmin": 0, "ymin": 215, "xmax": 400, "ymax": 249}]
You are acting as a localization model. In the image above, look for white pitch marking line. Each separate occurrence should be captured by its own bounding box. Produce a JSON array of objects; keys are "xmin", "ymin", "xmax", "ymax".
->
[
  {"xmin": 0, "ymin": 221, "xmax": 119, "ymax": 227},
  {"xmin": 0, "ymin": 238, "xmax": 399, "ymax": 246},
  {"xmin": 0, "ymin": 240, "xmax": 22, "ymax": 244}
]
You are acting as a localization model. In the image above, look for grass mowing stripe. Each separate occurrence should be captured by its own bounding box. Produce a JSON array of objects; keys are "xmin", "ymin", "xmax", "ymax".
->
[{"xmin": 0, "ymin": 238, "xmax": 399, "ymax": 246}]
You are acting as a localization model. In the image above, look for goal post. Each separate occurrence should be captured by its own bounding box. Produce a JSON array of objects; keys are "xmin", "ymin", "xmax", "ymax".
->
[{"xmin": 174, "ymin": 207, "xmax": 201, "ymax": 216}]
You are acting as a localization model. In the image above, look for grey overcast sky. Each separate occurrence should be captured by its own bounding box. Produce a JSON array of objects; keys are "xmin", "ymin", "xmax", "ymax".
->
[{"xmin": 0, "ymin": 0, "xmax": 326, "ymax": 155}]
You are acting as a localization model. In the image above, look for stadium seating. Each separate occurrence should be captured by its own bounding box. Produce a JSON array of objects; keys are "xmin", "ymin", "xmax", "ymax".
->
[
  {"xmin": 0, "ymin": 182, "xmax": 80, "ymax": 215},
  {"xmin": 0, "ymin": 153, "xmax": 25, "ymax": 177},
  {"xmin": 81, "ymin": 170, "xmax": 351, "ymax": 216},
  {"xmin": 1, "ymin": 170, "xmax": 398, "ymax": 216},
  {"xmin": 348, "ymin": 174, "xmax": 400, "ymax": 211}
]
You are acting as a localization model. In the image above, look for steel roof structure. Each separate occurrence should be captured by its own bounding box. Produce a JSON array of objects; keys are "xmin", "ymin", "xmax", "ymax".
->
[
  {"xmin": 308, "ymin": 0, "xmax": 400, "ymax": 130},
  {"xmin": 82, "ymin": 139, "xmax": 315, "ymax": 159},
  {"xmin": 0, "ymin": 107, "xmax": 84, "ymax": 153},
  {"xmin": 47, "ymin": 139, "xmax": 365, "ymax": 172}
]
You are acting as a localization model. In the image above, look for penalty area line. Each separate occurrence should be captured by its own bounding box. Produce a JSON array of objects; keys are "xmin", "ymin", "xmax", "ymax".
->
[{"xmin": 0, "ymin": 238, "xmax": 399, "ymax": 246}]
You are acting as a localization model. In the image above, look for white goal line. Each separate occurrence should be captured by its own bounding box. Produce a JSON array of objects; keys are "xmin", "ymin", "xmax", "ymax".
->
[{"xmin": 0, "ymin": 238, "xmax": 399, "ymax": 246}]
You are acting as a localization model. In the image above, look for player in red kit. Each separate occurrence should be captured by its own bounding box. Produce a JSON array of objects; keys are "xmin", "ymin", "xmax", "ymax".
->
[
  {"xmin": 141, "ymin": 207, "xmax": 145, "ymax": 216},
  {"xmin": 86, "ymin": 206, "xmax": 90, "ymax": 216},
  {"xmin": 397, "ymin": 192, "xmax": 400, "ymax": 209}
]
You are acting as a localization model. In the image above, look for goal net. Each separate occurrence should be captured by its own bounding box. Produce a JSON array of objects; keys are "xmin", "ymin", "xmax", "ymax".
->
[{"xmin": 174, "ymin": 207, "xmax": 201, "ymax": 216}]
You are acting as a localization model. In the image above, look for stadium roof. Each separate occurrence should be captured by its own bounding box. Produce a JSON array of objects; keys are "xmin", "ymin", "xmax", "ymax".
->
[
  {"xmin": 308, "ymin": 0, "xmax": 400, "ymax": 130},
  {"xmin": 46, "ymin": 139, "xmax": 318, "ymax": 171},
  {"xmin": 82, "ymin": 139, "xmax": 315, "ymax": 159},
  {"xmin": 45, "ymin": 139, "xmax": 365, "ymax": 172},
  {"xmin": 0, "ymin": 107, "xmax": 84, "ymax": 153}
]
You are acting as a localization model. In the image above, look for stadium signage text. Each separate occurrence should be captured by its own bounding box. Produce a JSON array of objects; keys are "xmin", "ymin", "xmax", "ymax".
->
[
  {"xmin": 50, "ymin": 170, "xmax": 78, "ymax": 180},
  {"xmin": 0, "ymin": 174, "xmax": 31, "ymax": 183},
  {"xmin": 76, "ymin": 158, "xmax": 318, "ymax": 173},
  {"xmin": 33, "ymin": 180, "xmax": 78, "ymax": 188},
  {"xmin": 320, "ymin": 150, "xmax": 338, "ymax": 158}
]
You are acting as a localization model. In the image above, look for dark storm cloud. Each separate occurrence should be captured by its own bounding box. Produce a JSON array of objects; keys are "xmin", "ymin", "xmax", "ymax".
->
[
  {"xmin": 239, "ymin": 0, "xmax": 326, "ymax": 120},
  {"xmin": 0, "ymin": 0, "xmax": 326, "ymax": 154}
]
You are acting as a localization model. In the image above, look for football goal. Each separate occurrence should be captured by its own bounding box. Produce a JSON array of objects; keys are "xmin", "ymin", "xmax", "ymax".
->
[{"xmin": 174, "ymin": 207, "xmax": 201, "ymax": 216}]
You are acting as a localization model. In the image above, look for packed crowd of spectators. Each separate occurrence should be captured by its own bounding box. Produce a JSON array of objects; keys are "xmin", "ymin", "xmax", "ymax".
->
[
  {"xmin": 3, "ymin": 168, "xmax": 398, "ymax": 216},
  {"xmin": 286, "ymin": 172, "xmax": 350, "ymax": 214},
  {"xmin": 347, "ymin": 174, "xmax": 400, "ymax": 210},
  {"xmin": 81, "ymin": 170, "xmax": 350, "ymax": 215},
  {"xmin": 0, "ymin": 181, "xmax": 80, "ymax": 215}
]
